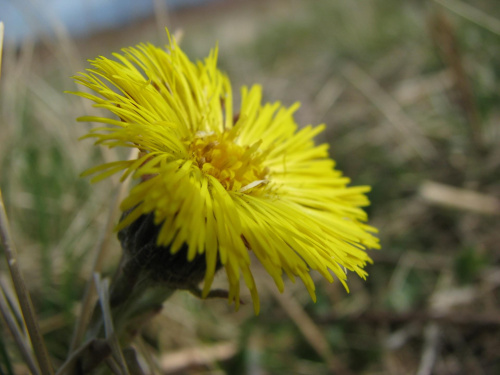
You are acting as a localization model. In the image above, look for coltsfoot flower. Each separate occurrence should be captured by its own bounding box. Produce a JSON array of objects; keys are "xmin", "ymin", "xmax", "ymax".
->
[{"xmin": 70, "ymin": 32, "xmax": 380, "ymax": 313}]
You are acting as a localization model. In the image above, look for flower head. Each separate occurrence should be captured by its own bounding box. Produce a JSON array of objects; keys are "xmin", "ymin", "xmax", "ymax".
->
[{"xmin": 70, "ymin": 32, "xmax": 379, "ymax": 313}]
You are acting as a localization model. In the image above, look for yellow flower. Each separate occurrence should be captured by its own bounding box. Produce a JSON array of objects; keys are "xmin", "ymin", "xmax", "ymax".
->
[{"xmin": 70, "ymin": 33, "xmax": 379, "ymax": 314}]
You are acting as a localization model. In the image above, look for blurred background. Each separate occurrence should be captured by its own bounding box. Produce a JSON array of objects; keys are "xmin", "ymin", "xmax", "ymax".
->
[{"xmin": 1, "ymin": 0, "xmax": 500, "ymax": 374}]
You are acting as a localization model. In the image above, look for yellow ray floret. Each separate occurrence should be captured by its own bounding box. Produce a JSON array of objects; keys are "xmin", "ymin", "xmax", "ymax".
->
[{"xmin": 69, "ymin": 32, "xmax": 380, "ymax": 314}]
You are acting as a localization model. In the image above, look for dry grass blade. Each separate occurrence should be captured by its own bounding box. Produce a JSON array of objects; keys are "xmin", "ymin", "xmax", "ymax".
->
[
  {"xmin": 0, "ymin": 190, "xmax": 54, "ymax": 375},
  {"xmin": 314, "ymin": 76, "xmax": 346, "ymax": 121},
  {"xmin": 433, "ymin": 0, "xmax": 500, "ymax": 36},
  {"xmin": 316, "ymin": 310, "xmax": 500, "ymax": 326},
  {"xmin": 266, "ymin": 280, "xmax": 352, "ymax": 375},
  {"xmin": 159, "ymin": 342, "xmax": 237, "ymax": 374},
  {"xmin": 123, "ymin": 348, "xmax": 147, "ymax": 375},
  {"xmin": 429, "ymin": 12, "xmax": 482, "ymax": 150},
  {"xmin": 94, "ymin": 273, "xmax": 130, "ymax": 375},
  {"xmin": 393, "ymin": 70, "xmax": 454, "ymax": 105},
  {"xmin": 55, "ymin": 338, "xmax": 97, "ymax": 375},
  {"xmin": 105, "ymin": 356, "xmax": 125, "ymax": 375},
  {"xmin": 0, "ymin": 278, "xmax": 25, "ymax": 336},
  {"xmin": 135, "ymin": 337, "xmax": 161, "ymax": 375},
  {"xmin": 0, "ymin": 21, "xmax": 3, "ymax": 79},
  {"xmin": 153, "ymin": 0, "xmax": 170, "ymax": 43},
  {"xmin": 67, "ymin": 191, "xmax": 118, "ymax": 352},
  {"xmin": 69, "ymin": 148, "xmax": 139, "ymax": 352},
  {"xmin": 342, "ymin": 63, "xmax": 437, "ymax": 161},
  {"xmin": 1, "ymin": 26, "xmax": 54, "ymax": 371},
  {"xmin": 24, "ymin": 0, "xmax": 82, "ymax": 71},
  {"xmin": 419, "ymin": 180, "xmax": 500, "ymax": 215},
  {"xmin": 416, "ymin": 323, "xmax": 441, "ymax": 375},
  {"xmin": 0, "ymin": 285, "xmax": 40, "ymax": 375}
]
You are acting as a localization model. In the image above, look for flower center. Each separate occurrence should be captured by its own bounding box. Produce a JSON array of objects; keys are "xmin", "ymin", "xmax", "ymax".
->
[{"xmin": 189, "ymin": 131, "xmax": 269, "ymax": 192}]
